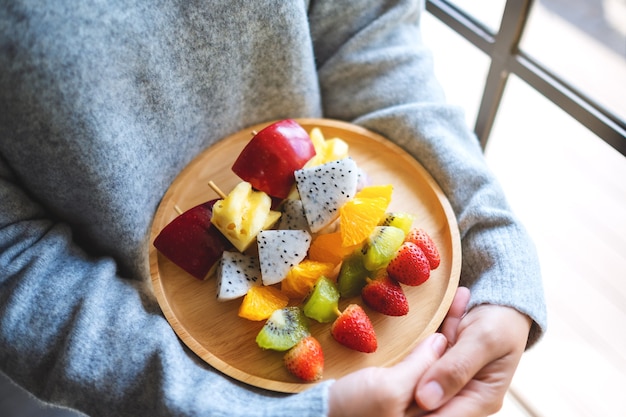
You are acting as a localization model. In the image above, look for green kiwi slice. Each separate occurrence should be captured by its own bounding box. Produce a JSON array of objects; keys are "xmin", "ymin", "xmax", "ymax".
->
[
  {"xmin": 361, "ymin": 226, "xmax": 405, "ymax": 271},
  {"xmin": 255, "ymin": 306, "xmax": 310, "ymax": 351},
  {"xmin": 303, "ymin": 276, "xmax": 340, "ymax": 323},
  {"xmin": 378, "ymin": 212, "xmax": 415, "ymax": 234},
  {"xmin": 337, "ymin": 252, "xmax": 369, "ymax": 298}
]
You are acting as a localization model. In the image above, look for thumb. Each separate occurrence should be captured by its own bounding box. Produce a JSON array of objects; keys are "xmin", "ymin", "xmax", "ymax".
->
[
  {"xmin": 439, "ymin": 286, "xmax": 470, "ymax": 345},
  {"xmin": 414, "ymin": 334, "xmax": 487, "ymax": 410}
]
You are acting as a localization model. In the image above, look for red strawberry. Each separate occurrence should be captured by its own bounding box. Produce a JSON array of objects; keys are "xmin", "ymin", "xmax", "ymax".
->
[
  {"xmin": 283, "ymin": 336, "xmax": 324, "ymax": 382},
  {"xmin": 386, "ymin": 242, "xmax": 430, "ymax": 286},
  {"xmin": 361, "ymin": 273, "xmax": 409, "ymax": 316},
  {"xmin": 331, "ymin": 304, "xmax": 377, "ymax": 353},
  {"xmin": 405, "ymin": 228, "xmax": 440, "ymax": 270}
]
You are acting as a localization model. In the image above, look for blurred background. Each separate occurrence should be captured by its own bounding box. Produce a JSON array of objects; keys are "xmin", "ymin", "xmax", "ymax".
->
[
  {"xmin": 421, "ymin": 0, "xmax": 626, "ymax": 416},
  {"xmin": 2, "ymin": 0, "xmax": 625, "ymax": 415}
]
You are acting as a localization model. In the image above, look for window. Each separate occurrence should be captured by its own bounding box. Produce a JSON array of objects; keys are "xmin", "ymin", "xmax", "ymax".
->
[
  {"xmin": 445, "ymin": 0, "xmax": 507, "ymax": 32},
  {"xmin": 425, "ymin": 0, "xmax": 626, "ymax": 156},
  {"xmin": 521, "ymin": 0, "xmax": 626, "ymax": 123},
  {"xmin": 423, "ymin": 2, "xmax": 626, "ymax": 416}
]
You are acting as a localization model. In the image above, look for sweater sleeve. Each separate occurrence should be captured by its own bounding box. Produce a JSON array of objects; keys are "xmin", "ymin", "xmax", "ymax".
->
[
  {"xmin": 0, "ymin": 158, "xmax": 331, "ymax": 416},
  {"xmin": 308, "ymin": 0, "xmax": 547, "ymax": 347}
]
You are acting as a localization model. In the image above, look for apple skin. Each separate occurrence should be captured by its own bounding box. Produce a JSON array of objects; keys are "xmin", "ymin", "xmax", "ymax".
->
[
  {"xmin": 231, "ymin": 119, "xmax": 315, "ymax": 199},
  {"xmin": 153, "ymin": 199, "xmax": 232, "ymax": 280}
]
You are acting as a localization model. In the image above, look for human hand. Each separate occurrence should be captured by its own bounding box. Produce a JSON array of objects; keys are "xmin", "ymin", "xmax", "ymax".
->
[
  {"xmin": 327, "ymin": 287, "xmax": 470, "ymax": 417},
  {"xmin": 415, "ymin": 303, "xmax": 532, "ymax": 416}
]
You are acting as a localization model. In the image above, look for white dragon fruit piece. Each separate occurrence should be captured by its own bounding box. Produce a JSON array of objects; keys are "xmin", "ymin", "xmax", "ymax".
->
[
  {"xmin": 216, "ymin": 251, "xmax": 262, "ymax": 301},
  {"xmin": 356, "ymin": 166, "xmax": 371, "ymax": 192},
  {"xmin": 257, "ymin": 229, "xmax": 311, "ymax": 286},
  {"xmin": 294, "ymin": 157, "xmax": 359, "ymax": 233},
  {"xmin": 276, "ymin": 199, "xmax": 310, "ymax": 232}
]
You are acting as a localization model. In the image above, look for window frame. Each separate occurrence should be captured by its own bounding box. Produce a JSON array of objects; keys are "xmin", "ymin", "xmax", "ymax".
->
[{"xmin": 426, "ymin": 0, "xmax": 626, "ymax": 156}]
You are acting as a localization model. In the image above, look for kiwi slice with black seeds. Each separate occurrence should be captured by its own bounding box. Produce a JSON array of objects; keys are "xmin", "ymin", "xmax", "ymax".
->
[
  {"xmin": 337, "ymin": 252, "xmax": 369, "ymax": 298},
  {"xmin": 303, "ymin": 276, "xmax": 340, "ymax": 323},
  {"xmin": 255, "ymin": 306, "xmax": 310, "ymax": 351},
  {"xmin": 378, "ymin": 212, "xmax": 415, "ymax": 235},
  {"xmin": 361, "ymin": 226, "xmax": 405, "ymax": 271}
]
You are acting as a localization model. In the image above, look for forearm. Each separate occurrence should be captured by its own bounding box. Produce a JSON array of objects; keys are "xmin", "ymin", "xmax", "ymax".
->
[{"xmin": 0, "ymin": 175, "xmax": 330, "ymax": 417}]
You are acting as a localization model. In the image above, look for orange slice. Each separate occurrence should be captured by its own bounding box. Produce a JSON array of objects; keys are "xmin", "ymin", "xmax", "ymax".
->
[
  {"xmin": 308, "ymin": 231, "xmax": 359, "ymax": 265},
  {"xmin": 281, "ymin": 259, "xmax": 336, "ymax": 300},
  {"xmin": 238, "ymin": 286, "xmax": 289, "ymax": 321},
  {"xmin": 339, "ymin": 196, "xmax": 390, "ymax": 247},
  {"xmin": 355, "ymin": 184, "xmax": 393, "ymax": 204}
]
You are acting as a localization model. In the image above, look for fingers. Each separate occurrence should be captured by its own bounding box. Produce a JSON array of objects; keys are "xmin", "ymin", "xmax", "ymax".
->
[
  {"xmin": 395, "ymin": 332, "xmax": 448, "ymax": 378},
  {"xmin": 420, "ymin": 384, "xmax": 502, "ymax": 417},
  {"xmin": 415, "ymin": 327, "xmax": 489, "ymax": 410},
  {"xmin": 415, "ymin": 305, "xmax": 531, "ymax": 413},
  {"xmin": 395, "ymin": 334, "xmax": 448, "ymax": 417},
  {"xmin": 328, "ymin": 333, "xmax": 449, "ymax": 417},
  {"xmin": 405, "ymin": 404, "xmax": 429, "ymax": 417},
  {"xmin": 404, "ymin": 287, "xmax": 469, "ymax": 411},
  {"xmin": 439, "ymin": 287, "xmax": 470, "ymax": 345}
]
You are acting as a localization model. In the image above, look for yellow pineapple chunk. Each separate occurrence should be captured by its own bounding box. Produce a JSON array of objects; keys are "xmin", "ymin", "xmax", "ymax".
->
[
  {"xmin": 305, "ymin": 128, "xmax": 349, "ymax": 167},
  {"xmin": 211, "ymin": 181, "xmax": 280, "ymax": 252}
]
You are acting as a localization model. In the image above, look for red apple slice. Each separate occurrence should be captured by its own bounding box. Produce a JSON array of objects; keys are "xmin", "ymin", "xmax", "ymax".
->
[
  {"xmin": 231, "ymin": 119, "xmax": 316, "ymax": 199},
  {"xmin": 153, "ymin": 200, "xmax": 232, "ymax": 280}
]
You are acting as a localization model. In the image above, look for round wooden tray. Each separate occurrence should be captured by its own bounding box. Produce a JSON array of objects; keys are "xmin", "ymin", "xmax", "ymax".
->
[{"xmin": 149, "ymin": 118, "xmax": 461, "ymax": 393}]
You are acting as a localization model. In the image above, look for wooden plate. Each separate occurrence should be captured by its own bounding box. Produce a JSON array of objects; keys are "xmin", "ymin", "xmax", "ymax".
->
[{"xmin": 149, "ymin": 118, "xmax": 461, "ymax": 393}]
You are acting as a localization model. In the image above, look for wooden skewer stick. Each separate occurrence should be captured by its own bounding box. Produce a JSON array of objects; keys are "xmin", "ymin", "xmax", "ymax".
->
[
  {"xmin": 208, "ymin": 180, "xmax": 227, "ymax": 199},
  {"xmin": 174, "ymin": 204, "xmax": 183, "ymax": 215}
]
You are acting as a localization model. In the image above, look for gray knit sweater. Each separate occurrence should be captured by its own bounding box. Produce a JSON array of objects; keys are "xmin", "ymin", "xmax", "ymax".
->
[{"xmin": 0, "ymin": 0, "xmax": 546, "ymax": 416}]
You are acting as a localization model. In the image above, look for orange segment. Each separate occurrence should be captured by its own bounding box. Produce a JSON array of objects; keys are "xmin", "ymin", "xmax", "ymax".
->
[
  {"xmin": 281, "ymin": 259, "xmax": 336, "ymax": 300},
  {"xmin": 308, "ymin": 231, "xmax": 359, "ymax": 265},
  {"xmin": 355, "ymin": 184, "xmax": 393, "ymax": 204},
  {"xmin": 238, "ymin": 286, "xmax": 289, "ymax": 321},
  {"xmin": 339, "ymin": 196, "xmax": 390, "ymax": 247}
]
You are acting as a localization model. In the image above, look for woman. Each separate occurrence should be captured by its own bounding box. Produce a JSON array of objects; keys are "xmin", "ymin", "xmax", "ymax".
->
[{"xmin": 0, "ymin": 1, "xmax": 546, "ymax": 415}]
